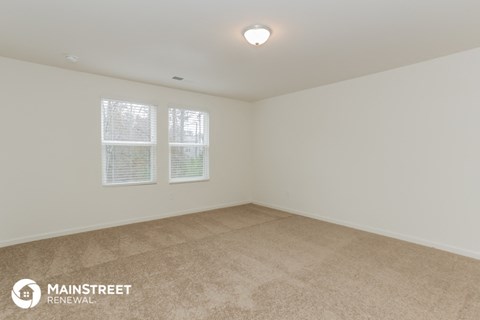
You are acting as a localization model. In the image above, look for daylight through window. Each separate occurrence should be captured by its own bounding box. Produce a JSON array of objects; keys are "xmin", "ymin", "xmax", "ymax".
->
[
  {"xmin": 101, "ymin": 99, "xmax": 157, "ymax": 185},
  {"xmin": 168, "ymin": 108, "xmax": 209, "ymax": 183}
]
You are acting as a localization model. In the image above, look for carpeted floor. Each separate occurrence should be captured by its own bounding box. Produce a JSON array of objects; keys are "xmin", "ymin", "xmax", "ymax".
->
[{"xmin": 1, "ymin": 204, "xmax": 479, "ymax": 319}]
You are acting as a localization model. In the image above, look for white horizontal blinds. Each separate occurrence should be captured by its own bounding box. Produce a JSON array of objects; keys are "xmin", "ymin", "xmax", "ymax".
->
[
  {"xmin": 169, "ymin": 108, "xmax": 209, "ymax": 182},
  {"xmin": 101, "ymin": 99, "xmax": 157, "ymax": 185}
]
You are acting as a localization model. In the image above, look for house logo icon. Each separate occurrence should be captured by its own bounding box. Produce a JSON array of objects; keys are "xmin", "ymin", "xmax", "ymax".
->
[{"xmin": 11, "ymin": 279, "xmax": 41, "ymax": 309}]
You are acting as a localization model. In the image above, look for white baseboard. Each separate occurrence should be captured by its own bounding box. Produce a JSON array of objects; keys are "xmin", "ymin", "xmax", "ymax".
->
[
  {"xmin": 253, "ymin": 201, "xmax": 480, "ymax": 261},
  {"xmin": 0, "ymin": 200, "xmax": 251, "ymax": 248}
]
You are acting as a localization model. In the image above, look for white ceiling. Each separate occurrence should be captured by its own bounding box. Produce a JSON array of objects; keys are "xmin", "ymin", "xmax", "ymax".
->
[{"xmin": 1, "ymin": 0, "xmax": 480, "ymax": 101}]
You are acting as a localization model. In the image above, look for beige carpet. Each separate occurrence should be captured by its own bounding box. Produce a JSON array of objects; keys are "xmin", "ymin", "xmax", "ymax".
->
[{"xmin": 1, "ymin": 204, "xmax": 479, "ymax": 319}]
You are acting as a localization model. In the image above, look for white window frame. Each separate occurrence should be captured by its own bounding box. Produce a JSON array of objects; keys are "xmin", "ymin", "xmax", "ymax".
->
[
  {"xmin": 168, "ymin": 107, "xmax": 210, "ymax": 184},
  {"xmin": 101, "ymin": 98, "xmax": 157, "ymax": 186}
]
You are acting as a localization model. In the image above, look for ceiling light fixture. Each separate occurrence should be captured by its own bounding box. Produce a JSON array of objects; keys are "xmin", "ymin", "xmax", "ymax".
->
[{"xmin": 243, "ymin": 25, "xmax": 271, "ymax": 46}]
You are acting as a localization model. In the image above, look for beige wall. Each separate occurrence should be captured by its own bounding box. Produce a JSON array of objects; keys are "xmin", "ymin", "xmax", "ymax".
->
[
  {"xmin": 0, "ymin": 57, "xmax": 252, "ymax": 246},
  {"xmin": 252, "ymin": 48, "xmax": 480, "ymax": 259}
]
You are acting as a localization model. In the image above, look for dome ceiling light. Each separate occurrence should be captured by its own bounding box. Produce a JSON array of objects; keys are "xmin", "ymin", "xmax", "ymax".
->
[{"xmin": 243, "ymin": 25, "xmax": 272, "ymax": 46}]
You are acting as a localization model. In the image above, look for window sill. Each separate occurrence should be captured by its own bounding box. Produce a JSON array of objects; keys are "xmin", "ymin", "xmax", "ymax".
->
[
  {"xmin": 169, "ymin": 177, "xmax": 210, "ymax": 184},
  {"xmin": 103, "ymin": 181, "xmax": 157, "ymax": 187}
]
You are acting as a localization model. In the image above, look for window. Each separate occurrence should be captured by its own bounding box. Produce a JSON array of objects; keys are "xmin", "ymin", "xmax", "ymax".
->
[
  {"xmin": 168, "ymin": 108, "xmax": 209, "ymax": 183},
  {"xmin": 101, "ymin": 99, "xmax": 157, "ymax": 186}
]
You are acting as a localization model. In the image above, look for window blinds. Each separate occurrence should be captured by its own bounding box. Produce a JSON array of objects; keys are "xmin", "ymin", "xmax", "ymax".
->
[
  {"xmin": 168, "ymin": 108, "xmax": 209, "ymax": 183},
  {"xmin": 101, "ymin": 99, "xmax": 157, "ymax": 185}
]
